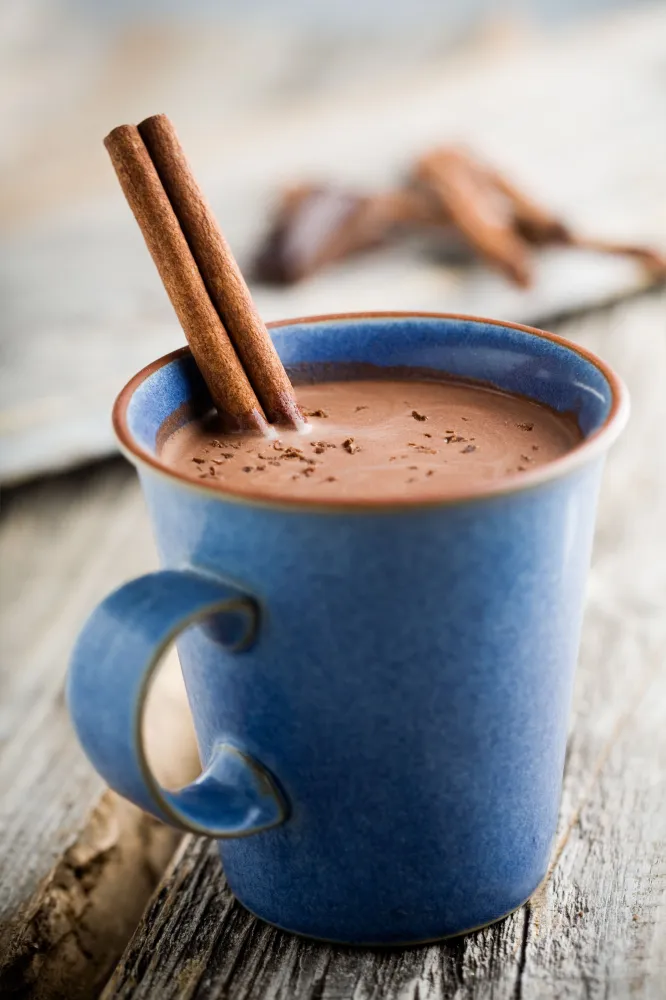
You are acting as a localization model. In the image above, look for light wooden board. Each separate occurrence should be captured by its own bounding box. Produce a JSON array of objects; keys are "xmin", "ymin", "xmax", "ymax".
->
[
  {"xmin": 102, "ymin": 291, "xmax": 666, "ymax": 999},
  {"xmin": 1, "ymin": 5, "xmax": 665, "ymax": 483}
]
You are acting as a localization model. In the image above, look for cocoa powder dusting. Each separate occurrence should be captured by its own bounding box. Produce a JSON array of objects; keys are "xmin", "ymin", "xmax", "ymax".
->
[{"xmin": 161, "ymin": 374, "xmax": 581, "ymax": 502}]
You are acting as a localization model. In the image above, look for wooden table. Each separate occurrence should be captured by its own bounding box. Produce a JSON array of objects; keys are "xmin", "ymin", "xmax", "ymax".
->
[{"xmin": 2, "ymin": 293, "xmax": 665, "ymax": 999}]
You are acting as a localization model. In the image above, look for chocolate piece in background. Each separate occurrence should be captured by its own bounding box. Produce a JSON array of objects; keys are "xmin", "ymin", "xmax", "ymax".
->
[
  {"xmin": 253, "ymin": 145, "xmax": 666, "ymax": 288},
  {"xmin": 253, "ymin": 184, "xmax": 436, "ymax": 284}
]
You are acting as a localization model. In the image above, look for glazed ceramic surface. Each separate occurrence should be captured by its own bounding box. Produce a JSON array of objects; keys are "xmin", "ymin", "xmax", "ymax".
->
[{"xmin": 68, "ymin": 314, "xmax": 628, "ymax": 943}]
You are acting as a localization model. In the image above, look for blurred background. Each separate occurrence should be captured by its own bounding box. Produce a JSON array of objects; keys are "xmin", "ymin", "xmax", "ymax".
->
[{"xmin": 1, "ymin": 0, "xmax": 664, "ymax": 484}]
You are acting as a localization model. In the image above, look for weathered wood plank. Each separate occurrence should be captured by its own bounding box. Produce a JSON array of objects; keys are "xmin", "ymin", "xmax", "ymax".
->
[
  {"xmin": 103, "ymin": 291, "xmax": 666, "ymax": 999},
  {"xmin": 522, "ymin": 664, "xmax": 666, "ymax": 999},
  {"xmin": 514, "ymin": 292, "xmax": 666, "ymax": 999},
  {"xmin": 2, "ymin": 6, "xmax": 665, "ymax": 483},
  {"xmin": 0, "ymin": 462, "xmax": 199, "ymax": 997}
]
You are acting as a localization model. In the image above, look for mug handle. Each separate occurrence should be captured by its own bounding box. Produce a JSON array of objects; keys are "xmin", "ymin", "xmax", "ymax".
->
[{"xmin": 67, "ymin": 569, "xmax": 287, "ymax": 837}]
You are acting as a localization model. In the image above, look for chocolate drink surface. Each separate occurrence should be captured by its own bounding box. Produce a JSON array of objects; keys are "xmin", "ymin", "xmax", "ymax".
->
[{"xmin": 160, "ymin": 371, "xmax": 582, "ymax": 502}]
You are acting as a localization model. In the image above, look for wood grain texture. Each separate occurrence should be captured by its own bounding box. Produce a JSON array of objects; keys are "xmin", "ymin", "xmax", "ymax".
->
[
  {"xmin": 103, "ymin": 291, "xmax": 666, "ymax": 999},
  {"xmin": 0, "ymin": 462, "xmax": 199, "ymax": 997},
  {"xmin": 2, "ymin": 5, "xmax": 666, "ymax": 482}
]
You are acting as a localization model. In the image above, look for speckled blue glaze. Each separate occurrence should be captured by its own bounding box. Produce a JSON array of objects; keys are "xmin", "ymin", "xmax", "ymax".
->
[{"xmin": 68, "ymin": 314, "xmax": 627, "ymax": 944}]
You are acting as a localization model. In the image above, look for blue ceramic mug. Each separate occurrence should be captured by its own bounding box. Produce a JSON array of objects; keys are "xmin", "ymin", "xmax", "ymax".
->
[{"xmin": 68, "ymin": 313, "xmax": 627, "ymax": 944}]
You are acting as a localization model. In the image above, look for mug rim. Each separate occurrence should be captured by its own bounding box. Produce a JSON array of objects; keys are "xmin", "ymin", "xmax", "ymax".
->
[{"xmin": 113, "ymin": 311, "xmax": 629, "ymax": 512}]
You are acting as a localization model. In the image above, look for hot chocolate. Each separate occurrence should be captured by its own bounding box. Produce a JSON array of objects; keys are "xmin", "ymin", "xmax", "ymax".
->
[{"xmin": 160, "ymin": 370, "xmax": 582, "ymax": 502}]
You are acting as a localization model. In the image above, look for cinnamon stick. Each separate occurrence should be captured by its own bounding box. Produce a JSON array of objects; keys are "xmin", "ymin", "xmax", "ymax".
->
[
  {"xmin": 413, "ymin": 148, "xmax": 533, "ymax": 287},
  {"xmin": 104, "ymin": 124, "xmax": 271, "ymax": 435},
  {"xmin": 485, "ymin": 169, "xmax": 571, "ymax": 246},
  {"xmin": 434, "ymin": 152, "xmax": 666, "ymax": 275},
  {"xmin": 562, "ymin": 235, "xmax": 666, "ymax": 276},
  {"xmin": 138, "ymin": 114, "xmax": 305, "ymax": 429}
]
